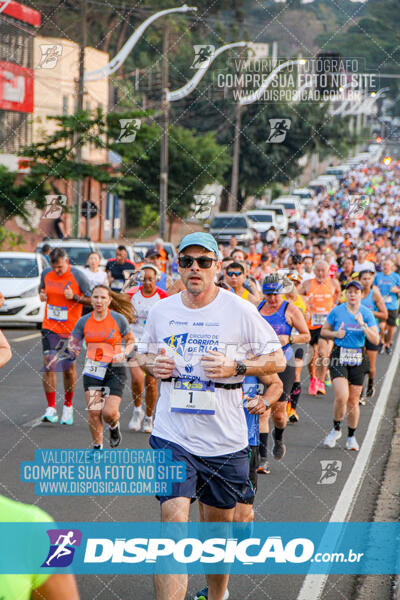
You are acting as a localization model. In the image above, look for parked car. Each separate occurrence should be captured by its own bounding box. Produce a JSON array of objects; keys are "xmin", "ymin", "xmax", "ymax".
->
[
  {"xmin": 315, "ymin": 175, "xmax": 339, "ymax": 192},
  {"xmin": 132, "ymin": 241, "xmax": 177, "ymax": 262},
  {"xmin": 324, "ymin": 165, "xmax": 350, "ymax": 180},
  {"xmin": 0, "ymin": 252, "xmax": 47, "ymax": 326},
  {"xmin": 35, "ymin": 238, "xmax": 102, "ymax": 268},
  {"xmin": 271, "ymin": 196, "xmax": 302, "ymax": 226},
  {"xmin": 208, "ymin": 213, "xmax": 254, "ymax": 245},
  {"xmin": 262, "ymin": 205, "xmax": 289, "ymax": 235},
  {"xmin": 291, "ymin": 188, "xmax": 318, "ymax": 207},
  {"xmin": 96, "ymin": 242, "xmax": 136, "ymax": 267},
  {"xmin": 246, "ymin": 210, "xmax": 279, "ymax": 239},
  {"xmin": 307, "ymin": 179, "xmax": 329, "ymax": 195}
]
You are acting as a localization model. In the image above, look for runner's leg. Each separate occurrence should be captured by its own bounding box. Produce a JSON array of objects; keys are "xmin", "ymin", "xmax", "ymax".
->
[{"xmin": 154, "ymin": 498, "xmax": 191, "ymax": 600}]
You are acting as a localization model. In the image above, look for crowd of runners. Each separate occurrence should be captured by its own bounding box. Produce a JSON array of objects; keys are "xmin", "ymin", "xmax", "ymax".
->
[{"xmin": 3, "ymin": 158, "xmax": 399, "ymax": 599}]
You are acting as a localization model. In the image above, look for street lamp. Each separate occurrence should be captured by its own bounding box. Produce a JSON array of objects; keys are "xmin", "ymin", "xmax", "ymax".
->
[
  {"xmin": 84, "ymin": 5, "xmax": 197, "ymax": 81},
  {"xmin": 161, "ymin": 41, "xmax": 249, "ymax": 234}
]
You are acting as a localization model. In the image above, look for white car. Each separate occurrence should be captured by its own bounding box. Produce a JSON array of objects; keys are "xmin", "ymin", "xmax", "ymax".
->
[
  {"xmin": 291, "ymin": 188, "xmax": 318, "ymax": 207},
  {"xmin": 271, "ymin": 196, "xmax": 303, "ymax": 225},
  {"xmin": 262, "ymin": 205, "xmax": 289, "ymax": 235},
  {"xmin": 0, "ymin": 252, "xmax": 47, "ymax": 326},
  {"xmin": 246, "ymin": 210, "xmax": 279, "ymax": 238},
  {"xmin": 96, "ymin": 242, "xmax": 137, "ymax": 268},
  {"xmin": 35, "ymin": 239, "xmax": 103, "ymax": 268}
]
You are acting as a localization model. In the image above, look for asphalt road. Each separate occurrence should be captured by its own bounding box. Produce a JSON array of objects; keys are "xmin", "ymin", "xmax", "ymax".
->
[{"xmin": 0, "ymin": 325, "xmax": 399, "ymax": 600}]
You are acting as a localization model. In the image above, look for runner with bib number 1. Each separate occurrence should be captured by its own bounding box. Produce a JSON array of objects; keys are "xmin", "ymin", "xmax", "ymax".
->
[
  {"xmin": 321, "ymin": 280, "xmax": 379, "ymax": 452},
  {"xmin": 70, "ymin": 285, "xmax": 135, "ymax": 450}
]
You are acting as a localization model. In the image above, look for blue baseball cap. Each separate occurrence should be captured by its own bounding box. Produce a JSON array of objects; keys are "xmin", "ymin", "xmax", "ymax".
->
[
  {"xmin": 346, "ymin": 280, "xmax": 363, "ymax": 291},
  {"xmin": 178, "ymin": 232, "xmax": 219, "ymax": 256},
  {"xmin": 262, "ymin": 274, "xmax": 284, "ymax": 295}
]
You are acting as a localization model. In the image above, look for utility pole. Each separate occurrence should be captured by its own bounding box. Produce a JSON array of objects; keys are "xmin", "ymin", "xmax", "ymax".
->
[
  {"xmin": 73, "ymin": 0, "xmax": 87, "ymax": 237},
  {"xmin": 229, "ymin": 101, "xmax": 242, "ymax": 212},
  {"xmin": 159, "ymin": 23, "xmax": 169, "ymax": 240}
]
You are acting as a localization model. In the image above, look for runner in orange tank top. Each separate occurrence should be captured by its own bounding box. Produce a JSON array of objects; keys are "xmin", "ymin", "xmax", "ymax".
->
[{"xmin": 300, "ymin": 260, "xmax": 340, "ymax": 396}]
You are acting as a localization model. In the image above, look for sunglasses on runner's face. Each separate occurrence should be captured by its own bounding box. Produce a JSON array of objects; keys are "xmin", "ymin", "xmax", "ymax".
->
[
  {"xmin": 178, "ymin": 255, "xmax": 217, "ymax": 269},
  {"xmin": 227, "ymin": 271, "xmax": 243, "ymax": 277}
]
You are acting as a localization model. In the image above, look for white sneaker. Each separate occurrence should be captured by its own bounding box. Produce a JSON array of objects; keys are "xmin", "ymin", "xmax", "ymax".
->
[
  {"xmin": 128, "ymin": 406, "xmax": 145, "ymax": 432},
  {"xmin": 346, "ymin": 436, "xmax": 359, "ymax": 451},
  {"xmin": 323, "ymin": 428, "xmax": 342, "ymax": 448},
  {"xmin": 60, "ymin": 405, "xmax": 73, "ymax": 425},
  {"xmin": 142, "ymin": 416, "xmax": 153, "ymax": 434},
  {"xmin": 41, "ymin": 407, "xmax": 58, "ymax": 424}
]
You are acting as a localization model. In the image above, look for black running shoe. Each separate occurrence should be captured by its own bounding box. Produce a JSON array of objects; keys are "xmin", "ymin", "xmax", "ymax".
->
[
  {"xmin": 366, "ymin": 378, "xmax": 375, "ymax": 398},
  {"xmin": 109, "ymin": 423, "xmax": 122, "ymax": 448},
  {"xmin": 272, "ymin": 431, "xmax": 286, "ymax": 460}
]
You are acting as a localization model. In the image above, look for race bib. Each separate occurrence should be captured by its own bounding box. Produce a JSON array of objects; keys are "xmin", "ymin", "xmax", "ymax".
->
[
  {"xmin": 169, "ymin": 378, "xmax": 216, "ymax": 415},
  {"xmin": 339, "ymin": 347, "xmax": 362, "ymax": 366},
  {"xmin": 47, "ymin": 305, "xmax": 68, "ymax": 321},
  {"xmin": 384, "ymin": 295, "xmax": 393, "ymax": 304},
  {"xmin": 311, "ymin": 313, "xmax": 327, "ymax": 327},
  {"xmin": 83, "ymin": 358, "xmax": 109, "ymax": 380}
]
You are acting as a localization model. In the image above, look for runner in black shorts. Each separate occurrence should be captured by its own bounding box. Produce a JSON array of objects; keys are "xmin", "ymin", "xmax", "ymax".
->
[
  {"xmin": 321, "ymin": 281, "xmax": 379, "ymax": 452},
  {"xmin": 70, "ymin": 285, "xmax": 135, "ymax": 450}
]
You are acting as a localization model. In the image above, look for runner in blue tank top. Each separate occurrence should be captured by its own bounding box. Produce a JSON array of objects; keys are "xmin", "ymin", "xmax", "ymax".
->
[
  {"xmin": 359, "ymin": 269, "xmax": 387, "ymax": 400},
  {"xmin": 257, "ymin": 275, "xmax": 310, "ymax": 465},
  {"xmin": 321, "ymin": 280, "xmax": 379, "ymax": 452}
]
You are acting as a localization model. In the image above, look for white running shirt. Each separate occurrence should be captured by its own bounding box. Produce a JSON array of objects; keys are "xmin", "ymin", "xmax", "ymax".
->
[{"xmin": 141, "ymin": 288, "xmax": 280, "ymax": 456}]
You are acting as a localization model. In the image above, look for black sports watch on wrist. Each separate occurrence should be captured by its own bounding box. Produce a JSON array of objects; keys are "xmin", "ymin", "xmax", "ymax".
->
[{"xmin": 235, "ymin": 360, "xmax": 247, "ymax": 376}]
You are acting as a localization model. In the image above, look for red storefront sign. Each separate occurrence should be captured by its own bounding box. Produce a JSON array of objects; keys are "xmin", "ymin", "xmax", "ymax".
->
[
  {"xmin": 0, "ymin": 0, "xmax": 41, "ymax": 27},
  {"xmin": 0, "ymin": 61, "xmax": 33, "ymax": 112}
]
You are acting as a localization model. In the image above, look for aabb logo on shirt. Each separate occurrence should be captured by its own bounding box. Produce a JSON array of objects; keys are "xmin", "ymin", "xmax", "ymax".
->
[
  {"xmin": 163, "ymin": 333, "xmax": 189, "ymax": 357},
  {"xmin": 42, "ymin": 529, "xmax": 82, "ymax": 568}
]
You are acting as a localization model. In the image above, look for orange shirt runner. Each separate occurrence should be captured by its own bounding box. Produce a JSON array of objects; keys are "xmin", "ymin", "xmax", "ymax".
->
[
  {"xmin": 306, "ymin": 278, "xmax": 336, "ymax": 329},
  {"xmin": 40, "ymin": 265, "xmax": 91, "ymax": 336}
]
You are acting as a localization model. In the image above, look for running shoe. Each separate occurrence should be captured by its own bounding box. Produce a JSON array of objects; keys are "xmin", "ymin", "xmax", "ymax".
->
[
  {"xmin": 194, "ymin": 587, "xmax": 230, "ymax": 600},
  {"xmin": 288, "ymin": 406, "xmax": 299, "ymax": 423},
  {"xmin": 324, "ymin": 373, "xmax": 332, "ymax": 387},
  {"xmin": 345, "ymin": 436, "xmax": 359, "ymax": 451},
  {"xmin": 109, "ymin": 423, "xmax": 122, "ymax": 448},
  {"xmin": 142, "ymin": 416, "xmax": 153, "ymax": 434},
  {"xmin": 366, "ymin": 378, "xmax": 375, "ymax": 398},
  {"xmin": 60, "ymin": 405, "xmax": 73, "ymax": 425},
  {"xmin": 378, "ymin": 343, "xmax": 385, "ymax": 354},
  {"xmin": 323, "ymin": 428, "xmax": 342, "ymax": 448},
  {"xmin": 128, "ymin": 406, "xmax": 145, "ymax": 432},
  {"xmin": 257, "ymin": 460, "xmax": 271, "ymax": 474},
  {"xmin": 359, "ymin": 396, "xmax": 366, "ymax": 406},
  {"xmin": 308, "ymin": 378, "xmax": 318, "ymax": 396},
  {"xmin": 41, "ymin": 407, "xmax": 58, "ymax": 424},
  {"xmin": 286, "ymin": 400, "xmax": 292, "ymax": 416},
  {"xmin": 316, "ymin": 380, "xmax": 326, "ymax": 395},
  {"xmin": 272, "ymin": 431, "xmax": 286, "ymax": 460},
  {"xmin": 93, "ymin": 444, "xmax": 103, "ymax": 451},
  {"xmin": 386, "ymin": 346, "xmax": 392, "ymax": 355}
]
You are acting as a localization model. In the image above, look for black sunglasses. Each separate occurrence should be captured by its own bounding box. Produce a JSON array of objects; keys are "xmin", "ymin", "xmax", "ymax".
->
[
  {"xmin": 227, "ymin": 270, "xmax": 243, "ymax": 277},
  {"xmin": 178, "ymin": 255, "xmax": 217, "ymax": 269}
]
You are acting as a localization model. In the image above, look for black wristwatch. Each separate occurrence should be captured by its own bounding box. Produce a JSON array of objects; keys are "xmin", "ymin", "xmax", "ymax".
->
[{"xmin": 235, "ymin": 361, "xmax": 247, "ymax": 376}]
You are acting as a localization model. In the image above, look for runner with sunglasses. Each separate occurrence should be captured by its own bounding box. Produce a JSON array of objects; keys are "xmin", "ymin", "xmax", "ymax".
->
[
  {"xmin": 224, "ymin": 261, "xmax": 259, "ymax": 305},
  {"xmin": 257, "ymin": 274, "xmax": 310, "ymax": 462},
  {"xmin": 359, "ymin": 268, "xmax": 387, "ymax": 401},
  {"xmin": 137, "ymin": 232, "xmax": 285, "ymax": 600},
  {"xmin": 321, "ymin": 281, "xmax": 379, "ymax": 451},
  {"xmin": 70, "ymin": 285, "xmax": 135, "ymax": 450}
]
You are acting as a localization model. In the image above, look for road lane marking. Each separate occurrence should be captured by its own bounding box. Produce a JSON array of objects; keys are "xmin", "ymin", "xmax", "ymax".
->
[
  {"xmin": 297, "ymin": 331, "xmax": 400, "ymax": 600},
  {"xmin": 23, "ymin": 418, "xmax": 43, "ymax": 428},
  {"xmin": 11, "ymin": 333, "xmax": 41, "ymax": 342}
]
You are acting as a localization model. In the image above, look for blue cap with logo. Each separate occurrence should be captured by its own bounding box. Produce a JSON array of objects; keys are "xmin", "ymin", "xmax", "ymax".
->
[{"xmin": 178, "ymin": 232, "xmax": 219, "ymax": 256}]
